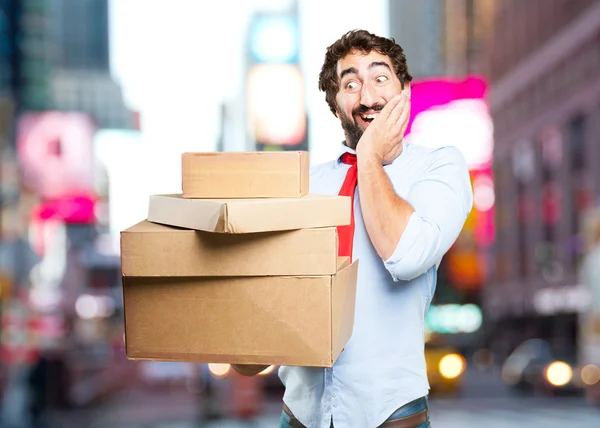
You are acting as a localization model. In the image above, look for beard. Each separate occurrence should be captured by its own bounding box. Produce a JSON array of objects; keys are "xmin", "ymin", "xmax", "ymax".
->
[
  {"xmin": 339, "ymin": 103, "xmax": 385, "ymax": 150},
  {"xmin": 339, "ymin": 111, "xmax": 363, "ymax": 150}
]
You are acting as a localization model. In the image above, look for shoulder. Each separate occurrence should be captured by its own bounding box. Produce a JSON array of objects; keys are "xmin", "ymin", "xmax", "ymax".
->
[
  {"xmin": 310, "ymin": 159, "xmax": 337, "ymax": 182},
  {"xmin": 403, "ymin": 143, "xmax": 468, "ymax": 171}
]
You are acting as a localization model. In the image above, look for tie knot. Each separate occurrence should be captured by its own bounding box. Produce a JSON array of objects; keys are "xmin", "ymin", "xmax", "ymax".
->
[{"xmin": 340, "ymin": 152, "xmax": 357, "ymax": 165}]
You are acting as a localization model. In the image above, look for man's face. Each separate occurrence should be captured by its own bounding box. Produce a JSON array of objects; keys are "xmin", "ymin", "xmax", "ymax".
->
[{"xmin": 334, "ymin": 50, "xmax": 405, "ymax": 149}]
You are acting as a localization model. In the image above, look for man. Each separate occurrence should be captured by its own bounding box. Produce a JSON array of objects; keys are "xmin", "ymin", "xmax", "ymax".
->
[{"xmin": 233, "ymin": 29, "xmax": 472, "ymax": 428}]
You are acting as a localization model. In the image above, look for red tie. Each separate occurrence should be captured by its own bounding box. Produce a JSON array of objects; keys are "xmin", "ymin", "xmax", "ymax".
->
[{"xmin": 338, "ymin": 152, "xmax": 358, "ymax": 261}]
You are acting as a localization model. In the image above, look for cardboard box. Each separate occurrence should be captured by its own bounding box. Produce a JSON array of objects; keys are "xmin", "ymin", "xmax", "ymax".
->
[
  {"xmin": 121, "ymin": 220, "xmax": 339, "ymax": 277},
  {"xmin": 123, "ymin": 258, "xmax": 358, "ymax": 367},
  {"xmin": 181, "ymin": 151, "xmax": 309, "ymax": 198},
  {"xmin": 147, "ymin": 194, "xmax": 351, "ymax": 233}
]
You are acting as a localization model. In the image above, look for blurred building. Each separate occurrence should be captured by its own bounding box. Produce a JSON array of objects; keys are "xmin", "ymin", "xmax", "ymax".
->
[
  {"xmin": 389, "ymin": 0, "xmax": 494, "ymax": 79},
  {"xmin": 483, "ymin": 0, "xmax": 600, "ymax": 353},
  {"xmin": 3, "ymin": 0, "xmax": 130, "ymax": 127},
  {"xmin": 0, "ymin": 0, "xmax": 128, "ymax": 400},
  {"xmin": 51, "ymin": 70, "xmax": 131, "ymax": 129},
  {"xmin": 388, "ymin": 1, "xmax": 495, "ymax": 353},
  {"xmin": 49, "ymin": 0, "xmax": 132, "ymax": 129}
]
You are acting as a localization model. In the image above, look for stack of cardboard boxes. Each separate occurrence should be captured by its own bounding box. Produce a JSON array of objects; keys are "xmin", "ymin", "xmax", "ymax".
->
[{"xmin": 120, "ymin": 151, "xmax": 358, "ymax": 368}]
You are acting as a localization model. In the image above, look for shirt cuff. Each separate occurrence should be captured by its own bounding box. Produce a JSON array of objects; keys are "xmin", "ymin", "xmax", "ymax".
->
[{"xmin": 383, "ymin": 212, "xmax": 423, "ymax": 281}]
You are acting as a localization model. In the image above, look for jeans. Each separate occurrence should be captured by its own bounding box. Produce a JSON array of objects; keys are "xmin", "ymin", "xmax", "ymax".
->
[{"xmin": 279, "ymin": 396, "xmax": 430, "ymax": 428}]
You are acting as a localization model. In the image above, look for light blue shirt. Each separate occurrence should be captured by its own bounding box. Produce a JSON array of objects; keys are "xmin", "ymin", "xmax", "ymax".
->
[{"xmin": 278, "ymin": 141, "xmax": 473, "ymax": 428}]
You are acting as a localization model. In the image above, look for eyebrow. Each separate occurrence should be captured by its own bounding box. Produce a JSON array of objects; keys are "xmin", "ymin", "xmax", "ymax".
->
[{"xmin": 339, "ymin": 61, "xmax": 392, "ymax": 80}]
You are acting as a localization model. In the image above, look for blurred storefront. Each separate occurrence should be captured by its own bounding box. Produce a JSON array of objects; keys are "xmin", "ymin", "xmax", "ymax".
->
[
  {"xmin": 0, "ymin": 2, "xmax": 135, "ymax": 422},
  {"xmin": 482, "ymin": 0, "xmax": 600, "ymax": 361},
  {"xmin": 389, "ymin": 0, "xmax": 495, "ymax": 354}
]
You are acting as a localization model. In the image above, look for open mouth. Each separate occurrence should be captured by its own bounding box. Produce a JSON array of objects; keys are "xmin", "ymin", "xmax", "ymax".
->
[{"xmin": 357, "ymin": 112, "xmax": 379, "ymax": 126}]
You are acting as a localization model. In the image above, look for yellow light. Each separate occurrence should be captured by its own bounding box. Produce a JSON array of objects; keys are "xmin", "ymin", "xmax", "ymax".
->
[
  {"xmin": 208, "ymin": 363, "xmax": 230, "ymax": 378},
  {"xmin": 258, "ymin": 365, "xmax": 275, "ymax": 376},
  {"xmin": 581, "ymin": 364, "xmax": 600, "ymax": 386},
  {"xmin": 439, "ymin": 354, "xmax": 465, "ymax": 379},
  {"xmin": 545, "ymin": 361, "xmax": 572, "ymax": 386}
]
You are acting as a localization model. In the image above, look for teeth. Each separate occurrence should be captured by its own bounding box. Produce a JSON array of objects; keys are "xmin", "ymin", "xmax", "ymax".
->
[{"xmin": 362, "ymin": 113, "xmax": 378, "ymax": 120}]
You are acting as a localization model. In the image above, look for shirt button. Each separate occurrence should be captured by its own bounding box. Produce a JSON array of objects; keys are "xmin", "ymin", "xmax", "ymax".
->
[
  {"xmin": 333, "ymin": 404, "xmax": 338, "ymax": 408},
  {"xmin": 332, "ymin": 393, "xmax": 336, "ymax": 398}
]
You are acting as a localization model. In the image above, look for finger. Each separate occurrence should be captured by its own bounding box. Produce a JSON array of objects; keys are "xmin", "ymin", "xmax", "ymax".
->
[
  {"xmin": 388, "ymin": 92, "xmax": 409, "ymax": 125},
  {"xmin": 398, "ymin": 95, "xmax": 411, "ymax": 125},
  {"xmin": 380, "ymin": 94, "xmax": 403, "ymax": 120},
  {"xmin": 392, "ymin": 96, "xmax": 411, "ymax": 137},
  {"xmin": 397, "ymin": 107, "xmax": 411, "ymax": 138}
]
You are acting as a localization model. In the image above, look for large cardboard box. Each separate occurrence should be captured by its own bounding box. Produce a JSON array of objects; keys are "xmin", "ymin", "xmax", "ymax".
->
[
  {"xmin": 181, "ymin": 151, "xmax": 309, "ymax": 198},
  {"xmin": 147, "ymin": 194, "xmax": 350, "ymax": 233},
  {"xmin": 121, "ymin": 220, "xmax": 339, "ymax": 276},
  {"xmin": 123, "ymin": 257, "xmax": 358, "ymax": 367}
]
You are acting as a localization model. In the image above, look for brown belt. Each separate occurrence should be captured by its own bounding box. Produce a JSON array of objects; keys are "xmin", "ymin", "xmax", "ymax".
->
[
  {"xmin": 380, "ymin": 408, "xmax": 428, "ymax": 428},
  {"xmin": 282, "ymin": 403, "xmax": 428, "ymax": 428}
]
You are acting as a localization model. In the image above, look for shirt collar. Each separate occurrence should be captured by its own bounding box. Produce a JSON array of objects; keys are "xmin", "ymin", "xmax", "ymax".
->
[{"xmin": 334, "ymin": 143, "xmax": 356, "ymax": 168}]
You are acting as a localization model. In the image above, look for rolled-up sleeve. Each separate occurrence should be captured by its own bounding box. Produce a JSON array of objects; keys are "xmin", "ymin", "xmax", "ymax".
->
[{"xmin": 384, "ymin": 146, "xmax": 473, "ymax": 281}]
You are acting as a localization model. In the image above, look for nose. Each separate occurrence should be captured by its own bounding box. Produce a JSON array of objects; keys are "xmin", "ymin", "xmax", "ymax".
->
[{"xmin": 360, "ymin": 82, "xmax": 380, "ymax": 108}]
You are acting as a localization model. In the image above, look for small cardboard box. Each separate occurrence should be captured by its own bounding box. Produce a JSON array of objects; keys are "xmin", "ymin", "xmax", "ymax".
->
[
  {"xmin": 181, "ymin": 151, "xmax": 309, "ymax": 198},
  {"xmin": 147, "ymin": 194, "xmax": 350, "ymax": 233},
  {"xmin": 123, "ymin": 258, "xmax": 358, "ymax": 367},
  {"xmin": 121, "ymin": 220, "xmax": 339, "ymax": 277}
]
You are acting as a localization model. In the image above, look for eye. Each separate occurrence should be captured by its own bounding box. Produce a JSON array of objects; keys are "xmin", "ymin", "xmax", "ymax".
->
[
  {"xmin": 375, "ymin": 75, "xmax": 389, "ymax": 83},
  {"xmin": 345, "ymin": 81, "xmax": 359, "ymax": 90}
]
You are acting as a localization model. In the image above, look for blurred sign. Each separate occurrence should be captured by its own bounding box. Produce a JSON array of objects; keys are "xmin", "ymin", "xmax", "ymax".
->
[
  {"xmin": 406, "ymin": 76, "xmax": 492, "ymax": 169},
  {"xmin": 246, "ymin": 11, "xmax": 306, "ymax": 149},
  {"xmin": 533, "ymin": 284, "xmax": 591, "ymax": 315},
  {"xmin": 247, "ymin": 64, "xmax": 306, "ymax": 146},
  {"xmin": 248, "ymin": 14, "xmax": 299, "ymax": 64},
  {"xmin": 31, "ymin": 193, "xmax": 96, "ymax": 225},
  {"xmin": 425, "ymin": 304, "xmax": 482, "ymax": 334},
  {"xmin": 17, "ymin": 111, "xmax": 96, "ymax": 199}
]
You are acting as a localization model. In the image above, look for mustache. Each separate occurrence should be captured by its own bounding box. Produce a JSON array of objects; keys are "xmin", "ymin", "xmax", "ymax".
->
[{"xmin": 353, "ymin": 103, "xmax": 385, "ymax": 116}]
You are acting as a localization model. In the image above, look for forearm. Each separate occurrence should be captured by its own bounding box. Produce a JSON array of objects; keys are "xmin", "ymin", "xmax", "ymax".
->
[{"xmin": 357, "ymin": 156, "xmax": 414, "ymax": 260}]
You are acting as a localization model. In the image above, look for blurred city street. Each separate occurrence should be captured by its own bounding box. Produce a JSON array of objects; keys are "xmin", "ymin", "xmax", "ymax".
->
[
  {"xmin": 36, "ymin": 366, "xmax": 599, "ymax": 428},
  {"xmin": 1, "ymin": 0, "xmax": 600, "ymax": 427}
]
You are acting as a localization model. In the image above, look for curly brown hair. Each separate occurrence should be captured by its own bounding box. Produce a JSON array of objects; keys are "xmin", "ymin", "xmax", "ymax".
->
[{"xmin": 318, "ymin": 29, "xmax": 413, "ymax": 116}]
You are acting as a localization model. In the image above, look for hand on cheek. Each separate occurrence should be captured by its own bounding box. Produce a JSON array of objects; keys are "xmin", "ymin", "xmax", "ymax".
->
[{"xmin": 357, "ymin": 90, "xmax": 411, "ymax": 165}]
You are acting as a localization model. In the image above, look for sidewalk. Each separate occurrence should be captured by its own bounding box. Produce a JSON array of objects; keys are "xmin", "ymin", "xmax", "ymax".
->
[{"xmin": 48, "ymin": 385, "xmax": 281, "ymax": 428}]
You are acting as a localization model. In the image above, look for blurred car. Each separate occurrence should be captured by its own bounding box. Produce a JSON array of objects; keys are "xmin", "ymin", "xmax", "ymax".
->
[
  {"xmin": 425, "ymin": 344, "xmax": 466, "ymax": 396},
  {"xmin": 501, "ymin": 339, "xmax": 583, "ymax": 395}
]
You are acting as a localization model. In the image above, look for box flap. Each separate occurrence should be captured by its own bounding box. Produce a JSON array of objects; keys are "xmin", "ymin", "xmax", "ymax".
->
[
  {"xmin": 148, "ymin": 193, "xmax": 351, "ymax": 233},
  {"xmin": 337, "ymin": 256, "xmax": 350, "ymax": 270}
]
